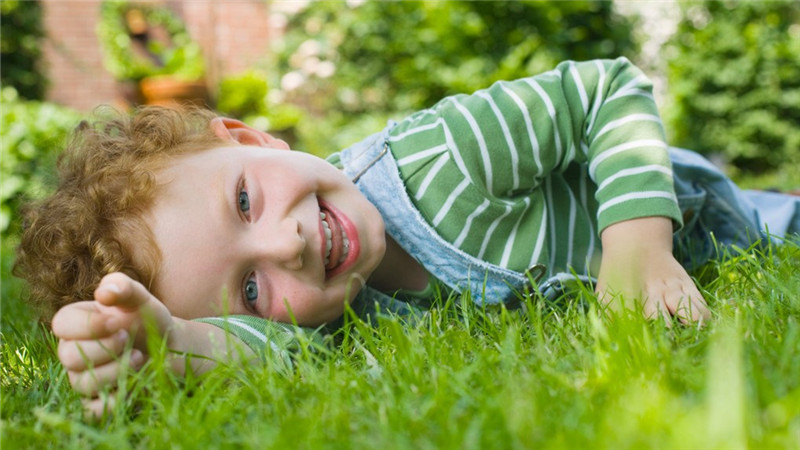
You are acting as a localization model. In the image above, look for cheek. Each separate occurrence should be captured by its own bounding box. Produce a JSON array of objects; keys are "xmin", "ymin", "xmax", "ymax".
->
[{"xmin": 269, "ymin": 285, "xmax": 328, "ymax": 322}]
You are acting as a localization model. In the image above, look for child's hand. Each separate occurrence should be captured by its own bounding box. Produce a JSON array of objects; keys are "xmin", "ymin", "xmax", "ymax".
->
[
  {"xmin": 51, "ymin": 272, "xmax": 173, "ymax": 418},
  {"xmin": 596, "ymin": 217, "xmax": 711, "ymax": 324}
]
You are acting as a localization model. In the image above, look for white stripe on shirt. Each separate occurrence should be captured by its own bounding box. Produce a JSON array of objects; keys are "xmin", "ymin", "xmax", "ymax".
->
[
  {"xmin": 441, "ymin": 120, "xmax": 474, "ymax": 185},
  {"xmin": 585, "ymin": 60, "xmax": 607, "ymax": 136},
  {"xmin": 597, "ymin": 191, "xmax": 677, "ymax": 216},
  {"xmin": 567, "ymin": 187, "xmax": 577, "ymax": 266},
  {"xmin": 501, "ymin": 197, "xmax": 532, "ymax": 267},
  {"xmin": 389, "ymin": 118, "xmax": 442, "ymax": 141},
  {"xmin": 477, "ymin": 91, "xmax": 521, "ymax": 191},
  {"xmin": 568, "ymin": 61, "xmax": 589, "ymax": 114},
  {"xmin": 478, "ymin": 204, "xmax": 513, "ymax": 260},
  {"xmin": 595, "ymin": 114, "xmax": 662, "ymax": 139},
  {"xmin": 433, "ymin": 178, "xmax": 470, "ymax": 227},
  {"xmin": 589, "ymin": 139, "xmax": 667, "ymax": 178},
  {"xmin": 523, "ymin": 78, "xmax": 564, "ymax": 164},
  {"xmin": 605, "ymin": 74, "xmax": 650, "ymax": 102},
  {"xmin": 396, "ymin": 144, "xmax": 448, "ymax": 167},
  {"xmin": 545, "ymin": 178, "xmax": 557, "ymax": 270},
  {"xmin": 415, "ymin": 152, "xmax": 451, "ymax": 201},
  {"xmin": 452, "ymin": 98, "xmax": 493, "ymax": 191},
  {"xmin": 596, "ymin": 165, "xmax": 673, "ymax": 193},
  {"xmin": 453, "ymin": 199, "xmax": 491, "ymax": 248},
  {"xmin": 499, "ymin": 81, "xmax": 543, "ymax": 175}
]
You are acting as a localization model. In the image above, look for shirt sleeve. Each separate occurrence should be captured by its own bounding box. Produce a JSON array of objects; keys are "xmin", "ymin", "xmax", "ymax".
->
[
  {"xmin": 561, "ymin": 57, "xmax": 682, "ymax": 232},
  {"xmin": 193, "ymin": 315, "xmax": 327, "ymax": 366},
  {"xmin": 390, "ymin": 57, "xmax": 682, "ymax": 235}
]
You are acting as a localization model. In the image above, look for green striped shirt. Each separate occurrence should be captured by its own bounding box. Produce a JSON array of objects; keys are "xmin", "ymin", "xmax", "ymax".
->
[{"xmin": 388, "ymin": 57, "xmax": 681, "ymax": 276}]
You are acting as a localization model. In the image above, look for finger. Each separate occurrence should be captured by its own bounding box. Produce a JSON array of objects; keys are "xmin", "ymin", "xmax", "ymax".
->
[
  {"xmin": 101, "ymin": 276, "xmax": 173, "ymax": 338},
  {"xmin": 58, "ymin": 330, "xmax": 130, "ymax": 371},
  {"xmin": 670, "ymin": 288, "xmax": 709, "ymax": 325},
  {"xmin": 658, "ymin": 298, "xmax": 673, "ymax": 327},
  {"xmin": 690, "ymin": 295, "xmax": 711, "ymax": 322},
  {"xmin": 94, "ymin": 272, "xmax": 149, "ymax": 311},
  {"xmin": 682, "ymin": 296, "xmax": 710, "ymax": 326},
  {"xmin": 640, "ymin": 294, "xmax": 657, "ymax": 318},
  {"xmin": 687, "ymin": 289, "xmax": 711, "ymax": 319},
  {"xmin": 656, "ymin": 298, "xmax": 673, "ymax": 327},
  {"xmin": 664, "ymin": 293, "xmax": 690, "ymax": 324},
  {"xmin": 51, "ymin": 301, "xmax": 118, "ymax": 340},
  {"xmin": 95, "ymin": 272, "xmax": 163, "ymax": 316},
  {"xmin": 67, "ymin": 349, "xmax": 145, "ymax": 397},
  {"xmin": 83, "ymin": 393, "xmax": 117, "ymax": 420}
]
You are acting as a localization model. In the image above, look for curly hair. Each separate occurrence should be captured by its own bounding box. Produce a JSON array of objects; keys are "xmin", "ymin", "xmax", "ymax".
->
[{"xmin": 14, "ymin": 106, "xmax": 227, "ymax": 319}]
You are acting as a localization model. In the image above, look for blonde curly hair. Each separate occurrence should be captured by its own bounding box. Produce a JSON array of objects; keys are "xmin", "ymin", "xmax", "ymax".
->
[{"xmin": 15, "ymin": 106, "xmax": 227, "ymax": 319}]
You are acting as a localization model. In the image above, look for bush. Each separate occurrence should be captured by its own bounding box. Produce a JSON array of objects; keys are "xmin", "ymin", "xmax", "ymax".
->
[
  {"xmin": 217, "ymin": 71, "xmax": 271, "ymax": 120},
  {"xmin": 0, "ymin": 0, "xmax": 46, "ymax": 100},
  {"xmin": 96, "ymin": 1, "xmax": 205, "ymax": 82},
  {"xmin": 1, "ymin": 89, "xmax": 80, "ymax": 321},
  {"xmin": 271, "ymin": 1, "xmax": 638, "ymax": 154},
  {"xmin": 665, "ymin": 1, "xmax": 800, "ymax": 173},
  {"xmin": 0, "ymin": 88, "xmax": 81, "ymax": 237},
  {"xmin": 215, "ymin": 70, "xmax": 308, "ymax": 152}
]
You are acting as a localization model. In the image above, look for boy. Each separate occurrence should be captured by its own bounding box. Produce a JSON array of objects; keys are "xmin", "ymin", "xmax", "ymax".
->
[{"xmin": 16, "ymin": 58, "xmax": 799, "ymax": 416}]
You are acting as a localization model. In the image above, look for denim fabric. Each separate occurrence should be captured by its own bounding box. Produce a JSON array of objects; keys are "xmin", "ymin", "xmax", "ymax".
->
[
  {"xmin": 339, "ymin": 122, "xmax": 530, "ymax": 309},
  {"xmin": 337, "ymin": 126, "xmax": 800, "ymax": 312},
  {"xmin": 670, "ymin": 147, "xmax": 800, "ymax": 269}
]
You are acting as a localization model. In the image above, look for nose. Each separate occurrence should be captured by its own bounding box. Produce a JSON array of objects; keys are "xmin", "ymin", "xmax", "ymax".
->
[{"xmin": 253, "ymin": 216, "xmax": 305, "ymax": 270}]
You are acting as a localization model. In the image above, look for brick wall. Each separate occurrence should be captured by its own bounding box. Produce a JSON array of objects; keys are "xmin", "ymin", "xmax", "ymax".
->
[
  {"xmin": 41, "ymin": 1, "xmax": 118, "ymax": 111},
  {"xmin": 40, "ymin": 0, "xmax": 275, "ymax": 112}
]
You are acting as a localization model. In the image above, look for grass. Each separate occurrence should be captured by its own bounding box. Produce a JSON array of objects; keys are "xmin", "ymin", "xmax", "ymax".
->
[{"xmin": 2, "ymin": 237, "xmax": 800, "ymax": 449}]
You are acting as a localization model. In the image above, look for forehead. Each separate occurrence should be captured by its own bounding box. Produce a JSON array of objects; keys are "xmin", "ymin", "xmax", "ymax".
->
[{"xmin": 166, "ymin": 144, "xmax": 244, "ymax": 170}]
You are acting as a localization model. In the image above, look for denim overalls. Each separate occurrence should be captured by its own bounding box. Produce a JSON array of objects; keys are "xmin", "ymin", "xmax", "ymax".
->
[{"xmin": 337, "ymin": 123, "xmax": 800, "ymax": 318}]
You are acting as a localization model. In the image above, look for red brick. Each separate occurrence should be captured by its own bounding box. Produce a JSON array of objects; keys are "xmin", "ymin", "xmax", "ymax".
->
[{"xmin": 40, "ymin": 0, "xmax": 274, "ymax": 112}]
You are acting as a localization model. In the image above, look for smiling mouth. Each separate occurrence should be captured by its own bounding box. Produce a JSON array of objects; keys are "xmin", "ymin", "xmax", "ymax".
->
[{"xmin": 320, "ymin": 210, "xmax": 350, "ymax": 271}]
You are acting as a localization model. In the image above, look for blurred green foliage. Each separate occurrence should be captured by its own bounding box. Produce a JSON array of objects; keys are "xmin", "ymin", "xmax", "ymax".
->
[
  {"xmin": 0, "ymin": 88, "xmax": 81, "ymax": 237},
  {"xmin": 222, "ymin": 0, "xmax": 637, "ymax": 155},
  {"xmin": 0, "ymin": 0, "xmax": 46, "ymax": 100},
  {"xmin": 217, "ymin": 71, "xmax": 271, "ymax": 120},
  {"xmin": 96, "ymin": 1, "xmax": 205, "ymax": 82},
  {"xmin": 1, "ymin": 88, "xmax": 80, "ymax": 320},
  {"xmin": 666, "ymin": 0, "xmax": 800, "ymax": 173},
  {"xmin": 216, "ymin": 70, "xmax": 305, "ymax": 149},
  {"xmin": 277, "ymin": 1, "xmax": 638, "ymax": 115}
]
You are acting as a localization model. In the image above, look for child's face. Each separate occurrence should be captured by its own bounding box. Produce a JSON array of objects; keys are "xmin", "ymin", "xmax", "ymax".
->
[{"xmin": 146, "ymin": 144, "xmax": 387, "ymax": 326}]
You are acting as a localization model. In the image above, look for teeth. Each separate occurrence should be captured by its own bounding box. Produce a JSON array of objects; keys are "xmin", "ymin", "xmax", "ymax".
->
[
  {"xmin": 320, "ymin": 210, "xmax": 350, "ymax": 269},
  {"xmin": 339, "ymin": 237, "xmax": 350, "ymax": 263},
  {"xmin": 320, "ymin": 212, "xmax": 332, "ymax": 265}
]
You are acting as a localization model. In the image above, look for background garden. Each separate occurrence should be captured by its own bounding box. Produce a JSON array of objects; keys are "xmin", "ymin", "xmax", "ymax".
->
[{"xmin": 2, "ymin": 1, "xmax": 799, "ymax": 448}]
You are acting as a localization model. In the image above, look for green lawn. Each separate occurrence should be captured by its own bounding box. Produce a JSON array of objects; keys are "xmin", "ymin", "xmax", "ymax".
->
[{"xmin": 2, "ymin": 237, "xmax": 799, "ymax": 449}]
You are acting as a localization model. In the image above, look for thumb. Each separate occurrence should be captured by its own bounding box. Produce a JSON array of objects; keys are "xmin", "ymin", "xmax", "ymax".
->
[
  {"xmin": 94, "ymin": 272, "xmax": 153, "ymax": 312},
  {"xmin": 96, "ymin": 273, "xmax": 174, "ymax": 347}
]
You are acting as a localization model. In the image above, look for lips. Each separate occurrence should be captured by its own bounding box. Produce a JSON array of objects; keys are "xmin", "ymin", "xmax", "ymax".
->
[{"xmin": 318, "ymin": 200, "xmax": 358, "ymax": 278}]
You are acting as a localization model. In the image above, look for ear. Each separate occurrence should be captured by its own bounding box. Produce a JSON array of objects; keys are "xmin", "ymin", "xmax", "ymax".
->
[{"xmin": 209, "ymin": 117, "xmax": 290, "ymax": 150}]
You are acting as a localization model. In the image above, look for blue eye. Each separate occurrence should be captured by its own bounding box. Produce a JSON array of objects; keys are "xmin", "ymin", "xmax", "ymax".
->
[
  {"xmin": 238, "ymin": 189, "xmax": 250, "ymax": 213},
  {"xmin": 244, "ymin": 277, "xmax": 258, "ymax": 305}
]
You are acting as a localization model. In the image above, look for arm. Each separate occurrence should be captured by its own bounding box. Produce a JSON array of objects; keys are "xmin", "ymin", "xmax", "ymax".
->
[
  {"xmin": 595, "ymin": 216, "xmax": 710, "ymax": 323},
  {"xmin": 562, "ymin": 59, "xmax": 709, "ymax": 322},
  {"xmin": 366, "ymin": 58, "xmax": 707, "ymax": 322},
  {"xmin": 53, "ymin": 272, "xmax": 255, "ymax": 417},
  {"xmin": 495, "ymin": 58, "xmax": 707, "ymax": 321}
]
